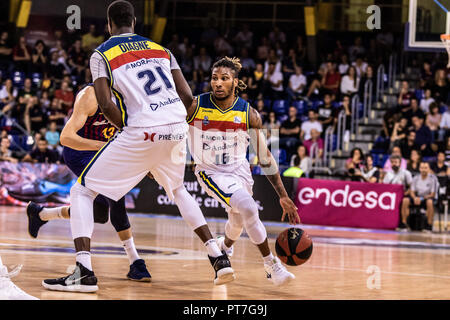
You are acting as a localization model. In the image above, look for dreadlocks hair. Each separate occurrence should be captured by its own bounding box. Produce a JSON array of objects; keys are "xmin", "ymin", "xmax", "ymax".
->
[{"xmin": 212, "ymin": 56, "xmax": 247, "ymax": 94}]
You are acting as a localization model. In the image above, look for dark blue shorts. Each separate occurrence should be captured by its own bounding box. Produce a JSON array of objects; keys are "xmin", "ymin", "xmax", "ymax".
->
[{"xmin": 62, "ymin": 147, "xmax": 97, "ymax": 177}]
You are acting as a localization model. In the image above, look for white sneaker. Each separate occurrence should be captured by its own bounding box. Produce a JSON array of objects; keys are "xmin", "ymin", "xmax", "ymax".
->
[
  {"xmin": 216, "ymin": 236, "xmax": 233, "ymax": 258},
  {"xmin": 264, "ymin": 257, "xmax": 295, "ymax": 286},
  {"xmin": 0, "ymin": 264, "xmax": 39, "ymax": 300}
]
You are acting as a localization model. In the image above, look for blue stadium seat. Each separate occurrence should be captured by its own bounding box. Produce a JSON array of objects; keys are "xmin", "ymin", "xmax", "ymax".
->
[
  {"xmin": 31, "ymin": 73, "xmax": 42, "ymax": 87},
  {"xmin": 415, "ymin": 89, "xmax": 424, "ymax": 100},
  {"xmin": 311, "ymin": 100, "xmax": 322, "ymax": 111},
  {"xmin": 272, "ymin": 100, "xmax": 287, "ymax": 115},
  {"xmin": 263, "ymin": 99, "xmax": 272, "ymax": 109},
  {"xmin": 12, "ymin": 71, "xmax": 25, "ymax": 88},
  {"xmin": 292, "ymin": 100, "xmax": 306, "ymax": 115},
  {"xmin": 277, "ymin": 114, "xmax": 288, "ymax": 123}
]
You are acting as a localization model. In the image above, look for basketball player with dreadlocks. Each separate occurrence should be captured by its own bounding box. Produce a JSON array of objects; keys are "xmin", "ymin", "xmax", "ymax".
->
[{"xmin": 186, "ymin": 57, "xmax": 301, "ymax": 286}]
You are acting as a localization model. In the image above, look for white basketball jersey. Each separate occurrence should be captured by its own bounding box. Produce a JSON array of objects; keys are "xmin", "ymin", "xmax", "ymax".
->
[{"xmin": 95, "ymin": 34, "xmax": 187, "ymax": 127}]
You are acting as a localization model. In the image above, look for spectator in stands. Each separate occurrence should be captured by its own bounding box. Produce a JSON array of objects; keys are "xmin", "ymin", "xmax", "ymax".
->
[
  {"xmin": 383, "ymin": 145, "xmax": 407, "ymax": 172},
  {"xmin": 177, "ymin": 36, "xmax": 191, "ymax": 57},
  {"xmin": 420, "ymin": 61, "xmax": 433, "ymax": 87},
  {"xmin": 400, "ymin": 161, "xmax": 437, "ymax": 232},
  {"xmin": 383, "ymin": 155, "xmax": 413, "ymax": 190},
  {"xmin": 419, "ymin": 88, "xmax": 435, "ymax": 114},
  {"xmin": 431, "ymin": 69, "xmax": 449, "ymax": 104},
  {"xmin": 12, "ymin": 36, "xmax": 32, "ymax": 73},
  {"xmin": 54, "ymin": 80, "xmax": 74, "ymax": 113},
  {"xmin": 300, "ymin": 109, "xmax": 322, "ymax": 141},
  {"xmin": 82, "ymin": 24, "xmax": 104, "ymax": 52},
  {"xmin": 286, "ymin": 66, "xmax": 306, "ymax": 102},
  {"xmin": 239, "ymin": 48, "xmax": 256, "ymax": 73},
  {"xmin": 0, "ymin": 137, "xmax": 19, "ymax": 163},
  {"xmin": 405, "ymin": 98, "xmax": 425, "ymax": 125},
  {"xmin": 24, "ymin": 96, "xmax": 46, "ymax": 133},
  {"xmin": 426, "ymin": 103, "xmax": 442, "ymax": 141},
  {"xmin": 47, "ymin": 97, "xmax": 66, "ymax": 126},
  {"xmin": 358, "ymin": 64, "xmax": 374, "ymax": 98},
  {"xmin": 294, "ymin": 36, "xmax": 307, "ymax": 65},
  {"xmin": 193, "ymin": 47, "xmax": 212, "ymax": 83},
  {"xmin": 340, "ymin": 66, "xmax": 359, "ymax": 96},
  {"xmin": 390, "ymin": 117, "xmax": 409, "ymax": 146},
  {"xmin": 317, "ymin": 93, "xmax": 338, "ymax": 134},
  {"xmin": 360, "ymin": 154, "xmax": 380, "ymax": 183},
  {"xmin": 431, "ymin": 151, "xmax": 450, "ymax": 177},
  {"xmin": 264, "ymin": 62, "xmax": 284, "ymax": 100},
  {"xmin": 214, "ymin": 33, "xmax": 233, "ymax": 57},
  {"xmin": 279, "ymin": 106, "xmax": 302, "ymax": 161},
  {"xmin": 289, "ymin": 145, "xmax": 312, "ymax": 176},
  {"xmin": 48, "ymin": 51, "xmax": 66, "ymax": 80},
  {"xmin": 31, "ymin": 40, "xmax": 47, "ymax": 74},
  {"xmin": 68, "ymin": 39, "xmax": 88, "ymax": 78},
  {"xmin": 254, "ymin": 99, "xmax": 268, "ymax": 123},
  {"xmin": 0, "ymin": 31, "xmax": 13, "ymax": 74},
  {"xmin": 398, "ymin": 130, "xmax": 419, "ymax": 160},
  {"xmin": 22, "ymin": 138, "xmax": 60, "ymax": 164},
  {"xmin": 264, "ymin": 48, "xmax": 282, "ymax": 74},
  {"xmin": 268, "ymin": 26, "xmax": 286, "ymax": 46},
  {"xmin": 166, "ymin": 34, "xmax": 181, "ymax": 58},
  {"xmin": 252, "ymin": 63, "xmax": 264, "ymax": 97},
  {"xmin": 282, "ymin": 48, "xmax": 301, "ymax": 75},
  {"xmin": 45, "ymin": 121, "xmax": 61, "ymax": 152},
  {"xmin": 407, "ymin": 149, "xmax": 421, "ymax": 177},
  {"xmin": 397, "ymin": 80, "xmax": 413, "ymax": 109},
  {"xmin": 263, "ymin": 111, "xmax": 280, "ymax": 147},
  {"xmin": 348, "ymin": 36, "xmax": 365, "ymax": 62},
  {"xmin": 234, "ymin": 24, "xmax": 253, "ymax": 50},
  {"xmin": 0, "ymin": 79, "xmax": 17, "ymax": 111},
  {"xmin": 439, "ymin": 108, "xmax": 450, "ymax": 141},
  {"xmin": 256, "ymin": 36, "xmax": 270, "ymax": 61},
  {"xmin": 282, "ymin": 155, "xmax": 305, "ymax": 178},
  {"xmin": 412, "ymin": 115, "xmax": 433, "ymax": 157},
  {"xmin": 321, "ymin": 61, "xmax": 341, "ymax": 96},
  {"xmin": 303, "ymin": 128, "xmax": 324, "ymax": 162},
  {"xmin": 180, "ymin": 46, "xmax": 194, "ymax": 83},
  {"xmin": 338, "ymin": 54, "xmax": 350, "ymax": 75},
  {"xmin": 346, "ymin": 147, "xmax": 365, "ymax": 181},
  {"xmin": 351, "ymin": 55, "xmax": 368, "ymax": 78}
]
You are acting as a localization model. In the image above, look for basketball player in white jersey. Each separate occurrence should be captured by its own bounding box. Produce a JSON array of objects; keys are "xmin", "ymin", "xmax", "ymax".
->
[
  {"xmin": 0, "ymin": 255, "xmax": 38, "ymax": 299},
  {"xmin": 42, "ymin": 0, "xmax": 233, "ymax": 292},
  {"xmin": 186, "ymin": 57, "xmax": 301, "ymax": 286}
]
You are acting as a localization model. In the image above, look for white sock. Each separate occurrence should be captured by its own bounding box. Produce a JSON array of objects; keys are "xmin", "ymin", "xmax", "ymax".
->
[
  {"xmin": 122, "ymin": 237, "xmax": 140, "ymax": 264},
  {"xmin": 0, "ymin": 255, "xmax": 3, "ymax": 266},
  {"xmin": 205, "ymin": 239, "xmax": 222, "ymax": 258},
  {"xmin": 39, "ymin": 206, "xmax": 66, "ymax": 221},
  {"xmin": 263, "ymin": 252, "xmax": 275, "ymax": 265},
  {"xmin": 76, "ymin": 251, "xmax": 92, "ymax": 271}
]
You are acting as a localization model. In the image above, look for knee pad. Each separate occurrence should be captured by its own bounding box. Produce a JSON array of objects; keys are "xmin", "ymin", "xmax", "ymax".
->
[
  {"xmin": 108, "ymin": 197, "xmax": 131, "ymax": 232},
  {"xmin": 93, "ymin": 195, "xmax": 109, "ymax": 224}
]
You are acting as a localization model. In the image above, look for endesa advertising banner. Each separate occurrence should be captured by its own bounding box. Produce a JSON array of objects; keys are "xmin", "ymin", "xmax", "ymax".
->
[{"xmin": 295, "ymin": 179, "xmax": 403, "ymax": 230}]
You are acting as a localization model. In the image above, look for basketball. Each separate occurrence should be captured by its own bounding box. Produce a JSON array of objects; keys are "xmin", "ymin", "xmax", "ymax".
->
[{"xmin": 275, "ymin": 228, "xmax": 313, "ymax": 266}]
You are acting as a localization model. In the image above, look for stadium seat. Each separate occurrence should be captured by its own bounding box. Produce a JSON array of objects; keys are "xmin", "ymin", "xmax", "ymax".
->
[
  {"xmin": 415, "ymin": 89, "xmax": 424, "ymax": 100},
  {"xmin": 263, "ymin": 99, "xmax": 272, "ymax": 109},
  {"xmin": 272, "ymin": 100, "xmax": 287, "ymax": 115},
  {"xmin": 12, "ymin": 71, "xmax": 25, "ymax": 88},
  {"xmin": 31, "ymin": 73, "xmax": 42, "ymax": 87},
  {"xmin": 292, "ymin": 100, "xmax": 306, "ymax": 115}
]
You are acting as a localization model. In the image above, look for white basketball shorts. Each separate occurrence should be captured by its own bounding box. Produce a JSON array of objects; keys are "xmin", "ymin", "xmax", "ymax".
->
[
  {"xmin": 195, "ymin": 163, "xmax": 254, "ymax": 210},
  {"xmin": 77, "ymin": 122, "xmax": 188, "ymax": 201}
]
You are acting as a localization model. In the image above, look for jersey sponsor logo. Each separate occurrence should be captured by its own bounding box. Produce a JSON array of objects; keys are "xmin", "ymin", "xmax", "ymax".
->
[
  {"xmin": 234, "ymin": 116, "xmax": 242, "ymax": 124},
  {"xmin": 148, "ymin": 97, "xmax": 181, "ymax": 112},
  {"xmin": 203, "ymin": 116, "xmax": 209, "ymax": 125},
  {"xmin": 203, "ymin": 143, "xmax": 210, "ymax": 150},
  {"xmin": 144, "ymin": 132, "xmax": 185, "ymax": 142},
  {"xmin": 92, "ymin": 120, "xmax": 108, "ymax": 126},
  {"xmin": 125, "ymin": 58, "xmax": 164, "ymax": 71}
]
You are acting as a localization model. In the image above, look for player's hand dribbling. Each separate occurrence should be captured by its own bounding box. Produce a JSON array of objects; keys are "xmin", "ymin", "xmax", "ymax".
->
[{"xmin": 280, "ymin": 196, "xmax": 301, "ymax": 225}]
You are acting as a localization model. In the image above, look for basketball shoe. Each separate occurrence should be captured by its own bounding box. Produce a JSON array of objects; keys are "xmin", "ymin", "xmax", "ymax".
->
[
  {"xmin": 127, "ymin": 259, "xmax": 152, "ymax": 282},
  {"xmin": 26, "ymin": 201, "xmax": 47, "ymax": 238},
  {"xmin": 216, "ymin": 236, "xmax": 233, "ymax": 257},
  {"xmin": 208, "ymin": 251, "xmax": 235, "ymax": 285},
  {"xmin": 264, "ymin": 256, "xmax": 295, "ymax": 286},
  {"xmin": 42, "ymin": 262, "xmax": 98, "ymax": 293},
  {"xmin": 0, "ymin": 264, "xmax": 38, "ymax": 300}
]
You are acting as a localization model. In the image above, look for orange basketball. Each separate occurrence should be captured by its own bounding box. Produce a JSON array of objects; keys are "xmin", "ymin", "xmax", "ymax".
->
[{"xmin": 275, "ymin": 228, "xmax": 313, "ymax": 266}]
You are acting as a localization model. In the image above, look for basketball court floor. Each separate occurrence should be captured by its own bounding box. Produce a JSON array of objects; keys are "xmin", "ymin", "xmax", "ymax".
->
[{"xmin": 1, "ymin": 205, "xmax": 450, "ymax": 300}]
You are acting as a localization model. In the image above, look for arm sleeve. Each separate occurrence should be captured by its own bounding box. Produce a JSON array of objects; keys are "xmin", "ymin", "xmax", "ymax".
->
[
  {"xmin": 167, "ymin": 49, "xmax": 181, "ymax": 70},
  {"xmin": 90, "ymin": 52, "xmax": 109, "ymax": 82}
]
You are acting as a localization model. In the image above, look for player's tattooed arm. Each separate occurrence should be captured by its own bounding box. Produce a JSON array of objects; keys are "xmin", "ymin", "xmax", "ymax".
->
[
  {"xmin": 93, "ymin": 77, "xmax": 124, "ymax": 130},
  {"xmin": 60, "ymin": 86, "xmax": 106, "ymax": 151},
  {"xmin": 248, "ymin": 107, "xmax": 301, "ymax": 225}
]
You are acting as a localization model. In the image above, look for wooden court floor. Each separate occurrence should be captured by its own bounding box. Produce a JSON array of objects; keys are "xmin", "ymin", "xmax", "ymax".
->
[{"xmin": 1, "ymin": 205, "xmax": 450, "ymax": 300}]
